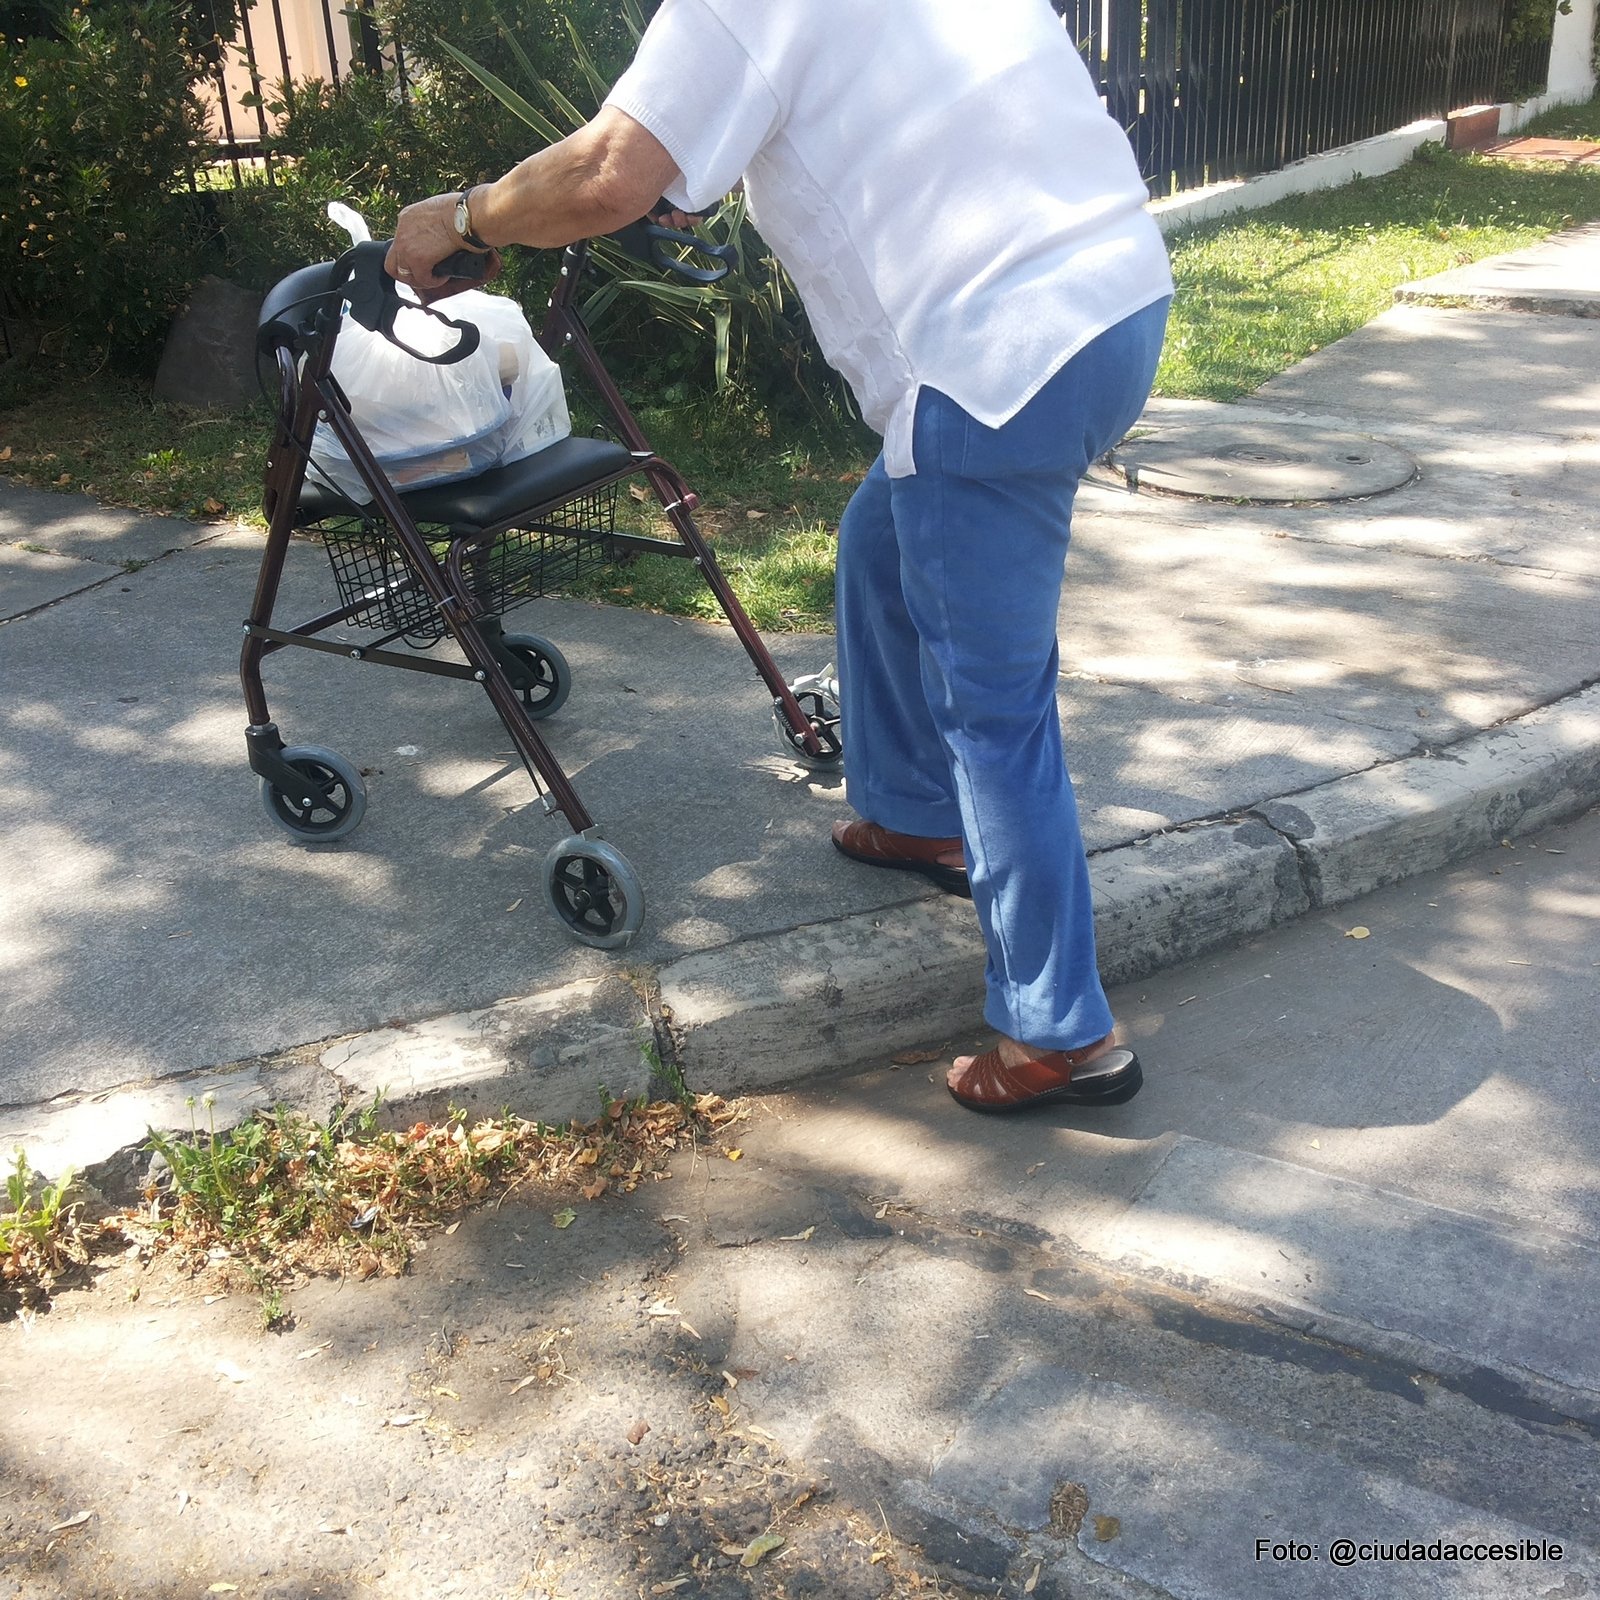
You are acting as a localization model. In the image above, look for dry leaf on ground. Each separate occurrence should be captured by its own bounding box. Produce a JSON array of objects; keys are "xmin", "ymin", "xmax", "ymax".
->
[{"xmin": 740, "ymin": 1532, "xmax": 785, "ymax": 1568}]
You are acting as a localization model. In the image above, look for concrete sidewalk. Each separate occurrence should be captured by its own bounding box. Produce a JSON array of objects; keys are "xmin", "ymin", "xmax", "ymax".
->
[{"xmin": 2, "ymin": 227, "xmax": 1599, "ymax": 1181}]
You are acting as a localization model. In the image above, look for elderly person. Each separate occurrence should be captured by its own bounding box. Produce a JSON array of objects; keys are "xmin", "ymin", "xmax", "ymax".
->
[{"xmin": 389, "ymin": 0, "xmax": 1172, "ymax": 1115}]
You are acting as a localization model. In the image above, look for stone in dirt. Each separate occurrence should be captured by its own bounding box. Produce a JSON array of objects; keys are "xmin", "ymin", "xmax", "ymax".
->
[{"xmin": 152, "ymin": 276, "xmax": 264, "ymax": 411}]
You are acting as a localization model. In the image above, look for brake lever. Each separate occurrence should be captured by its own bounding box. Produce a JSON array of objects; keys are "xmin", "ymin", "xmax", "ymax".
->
[
  {"xmin": 339, "ymin": 239, "xmax": 483, "ymax": 364},
  {"xmin": 611, "ymin": 219, "xmax": 739, "ymax": 284}
]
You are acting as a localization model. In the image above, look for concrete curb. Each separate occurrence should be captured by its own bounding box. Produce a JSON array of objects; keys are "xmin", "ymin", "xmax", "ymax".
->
[
  {"xmin": 6, "ymin": 681, "xmax": 1599, "ymax": 1188},
  {"xmin": 1392, "ymin": 287, "xmax": 1600, "ymax": 319}
]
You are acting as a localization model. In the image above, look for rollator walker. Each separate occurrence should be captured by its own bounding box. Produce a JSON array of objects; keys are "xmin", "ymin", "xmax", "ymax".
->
[{"xmin": 242, "ymin": 225, "xmax": 842, "ymax": 948}]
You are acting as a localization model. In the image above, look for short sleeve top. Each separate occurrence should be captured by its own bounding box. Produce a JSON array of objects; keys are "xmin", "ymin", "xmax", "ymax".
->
[{"xmin": 605, "ymin": 0, "xmax": 1173, "ymax": 476}]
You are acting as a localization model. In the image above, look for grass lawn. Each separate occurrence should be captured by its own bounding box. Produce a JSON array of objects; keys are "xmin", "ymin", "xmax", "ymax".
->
[
  {"xmin": 4, "ymin": 118, "xmax": 1600, "ymax": 630},
  {"xmin": 1159, "ymin": 137, "xmax": 1600, "ymax": 398},
  {"xmin": 1516, "ymin": 93, "xmax": 1600, "ymax": 141}
]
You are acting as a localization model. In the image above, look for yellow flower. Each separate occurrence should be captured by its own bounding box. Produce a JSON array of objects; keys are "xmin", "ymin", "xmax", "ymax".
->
[{"xmin": 14, "ymin": 75, "xmax": 27, "ymax": 88}]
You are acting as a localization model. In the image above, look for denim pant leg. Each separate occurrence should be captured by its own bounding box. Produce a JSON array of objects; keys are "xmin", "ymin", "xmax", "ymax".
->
[
  {"xmin": 835, "ymin": 453, "xmax": 963, "ymax": 837},
  {"xmin": 886, "ymin": 300, "xmax": 1169, "ymax": 1048}
]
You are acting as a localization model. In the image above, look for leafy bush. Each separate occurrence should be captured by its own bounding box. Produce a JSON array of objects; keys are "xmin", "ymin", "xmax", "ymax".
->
[
  {"xmin": 438, "ymin": 0, "xmax": 845, "ymax": 415},
  {"xmin": 1, "ymin": 0, "xmax": 209, "ymax": 365},
  {"xmin": 1500, "ymin": 0, "xmax": 1563, "ymax": 100},
  {"xmin": 378, "ymin": 0, "xmax": 640, "ymax": 175}
]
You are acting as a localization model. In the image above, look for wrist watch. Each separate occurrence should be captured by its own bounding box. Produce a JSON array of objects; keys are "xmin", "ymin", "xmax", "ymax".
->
[{"xmin": 453, "ymin": 187, "xmax": 492, "ymax": 252}]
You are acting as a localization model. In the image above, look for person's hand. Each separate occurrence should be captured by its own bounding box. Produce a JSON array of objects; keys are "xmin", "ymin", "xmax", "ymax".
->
[
  {"xmin": 648, "ymin": 200, "xmax": 704, "ymax": 232},
  {"xmin": 386, "ymin": 192, "xmax": 497, "ymax": 298}
]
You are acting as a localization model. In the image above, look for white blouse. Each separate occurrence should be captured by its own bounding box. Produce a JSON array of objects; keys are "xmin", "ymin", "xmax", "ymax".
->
[{"xmin": 605, "ymin": 0, "xmax": 1173, "ymax": 476}]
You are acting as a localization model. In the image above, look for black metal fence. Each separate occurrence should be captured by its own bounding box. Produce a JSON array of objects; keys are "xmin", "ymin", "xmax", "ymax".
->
[
  {"xmin": 191, "ymin": 0, "xmax": 405, "ymax": 182},
  {"xmin": 194, "ymin": 0, "xmax": 1556, "ymax": 194},
  {"xmin": 1055, "ymin": 0, "xmax": 1555, "ymax": 196}
]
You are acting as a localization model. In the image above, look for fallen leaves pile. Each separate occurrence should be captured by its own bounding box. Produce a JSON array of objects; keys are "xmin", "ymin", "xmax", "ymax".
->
[{"xmin": 125, "ymin": 1094, "xmax": 744, "ymax": 1289}]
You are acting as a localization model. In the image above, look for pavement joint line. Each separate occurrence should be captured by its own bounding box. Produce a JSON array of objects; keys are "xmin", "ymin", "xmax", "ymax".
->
[
  {"xmin": 0, "ymin": 526, "xmax": 224, "ymax": 626},
  {"xmin": 0, "ymin": 561, "xmax": 147, "ymax": 627}
]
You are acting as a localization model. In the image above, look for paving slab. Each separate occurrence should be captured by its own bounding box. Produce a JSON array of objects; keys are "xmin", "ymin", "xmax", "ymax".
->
[
  {"xmin": 0, "ymin": 479, "xmax": 217, "ymax": 568},
  {"xmin": 731, "ymin": 810, "xmax": 1600, "ymax": 1351},
  {"xmin": 1061, "ymin": 513, "xmax": 1600, "ymax": 746},
  {"xmin": 6, "ymin": 502, "xmax": 1595, "ymax": 1114},
  {"xmin": 1246, "ymin": 305, "xmax": 1600, "ymax": 439},
  {"xmin": 0, "ymin": 540, "xmax": 123, "ymax": 618},
  {"xmin": 0, "ymin": 530, "xmax": 849, "ymax": 1103},
  {"xmin": 929, "ymin": 1366, "xmax": 1594, "ymax": 1598},
  {"xmin": 1484, "ymin": 136, "xmax": 1600, "ymax": 164},
  {"xmin": 1396, "ymin": 218, "xmax": 1600, "ymax": 317},
  {"xmin": 1082, "ymin": 1137, "xmax": 1600, "ymax": 1395},
  {"xmin": 1082, "ymin": 405, "xmax": 1600, "ymax": 583}
]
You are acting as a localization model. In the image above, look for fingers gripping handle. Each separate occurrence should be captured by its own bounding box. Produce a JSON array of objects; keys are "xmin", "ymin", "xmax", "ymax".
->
[{"xmin": 341, "ymin": 240, "xmax": 482, "ymax": 365}]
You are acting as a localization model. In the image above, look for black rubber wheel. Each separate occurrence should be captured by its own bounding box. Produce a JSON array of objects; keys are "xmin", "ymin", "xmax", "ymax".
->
[
  {"xmin": 773, "ymin": 670, "xmax": 843, "ymax": 770},
  {"xmin": 258, "ymin": 745, "xmax": 368, "ymax": 843},
  {"xmin": 502, "ymin": 632, "xmax": 572, "ymax": 720},
  {"xmin": 541, "ymin": 837, "xmax": 644, "ymax": 950}
]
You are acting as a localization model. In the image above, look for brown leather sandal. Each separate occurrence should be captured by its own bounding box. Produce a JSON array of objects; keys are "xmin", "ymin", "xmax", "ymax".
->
[
  {"xmin": 831, "ymin": 819, "xmax": 970, "ymax": 898},
  {"xmin": 946, "ymin": 1034, "xmax": 1143, "ymax": 1114}
]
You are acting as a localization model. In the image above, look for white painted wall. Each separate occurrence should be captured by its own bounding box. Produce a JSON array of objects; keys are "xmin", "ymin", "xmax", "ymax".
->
[
  {"xmin": 1147, "ymin": 120, "xmax": 1446, "ymax": 235},
  {"xmin": 1547, "ymin": 0, "xmax": 1598, "ymax": 100},
  {"xmin": 1503, "ymin": 0, "xmax": 1597, "ymax": 131}
]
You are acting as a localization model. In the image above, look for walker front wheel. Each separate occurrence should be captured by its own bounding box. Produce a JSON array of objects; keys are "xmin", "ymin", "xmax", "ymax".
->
[
  {"xmin": 773, "ymin": 667, "xmax": 843, "ymax": 770},
  {"xmin": 541, "ymin": 837, "xmax": 644, "ymax": 950},
  {"xmin": 259, "ymin": 745, "xmax": 367, "ymax": 843},
  {"xmin": 502, "ymin": 633, "xmax": 572, "ymax": 721}
]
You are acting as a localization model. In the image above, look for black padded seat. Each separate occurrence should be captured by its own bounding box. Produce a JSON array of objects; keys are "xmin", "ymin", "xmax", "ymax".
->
[{"xmin": 296, "ymin": 434, "xmax": 638, "ymax": 533}]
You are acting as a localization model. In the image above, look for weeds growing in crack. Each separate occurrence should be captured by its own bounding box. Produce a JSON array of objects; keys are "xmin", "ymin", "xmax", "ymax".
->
[{"xmin": 124, "ymin": 1092, "xmax": 745, "ymax": 1322}]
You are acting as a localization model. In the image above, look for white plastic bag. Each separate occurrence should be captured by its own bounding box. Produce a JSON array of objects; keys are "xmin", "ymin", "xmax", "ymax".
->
[{"xmin": 310, "ymin": 203, "xmax": 571, "ymax": 504}]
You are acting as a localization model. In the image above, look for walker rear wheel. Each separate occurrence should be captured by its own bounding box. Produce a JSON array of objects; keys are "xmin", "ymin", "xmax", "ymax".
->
[
  {"xmin": 259, "ymin": 745, "xmax": 367, "ymax": 842},
  {"xmin": 773, "ymin": 668, "xmax": 843, "ymax": 770},
  {"xmin": 542, "ymin": 836, "xmax": 644, "ymax": 949},
  {"xmin": 503, "ymin": 633, "xmax": 572, "ymax": 720}
]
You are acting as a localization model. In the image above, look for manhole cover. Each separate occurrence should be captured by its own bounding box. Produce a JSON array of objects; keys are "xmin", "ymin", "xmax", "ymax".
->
[{"xmin": 1104, "ymin": 418, "xmax": 1417, "ymax": 503}]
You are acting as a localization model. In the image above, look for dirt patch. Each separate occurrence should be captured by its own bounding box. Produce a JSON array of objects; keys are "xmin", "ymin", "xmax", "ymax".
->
[{"xmin": 0, "ymin": 1166, "xmax": 978, "ymax": 1600}]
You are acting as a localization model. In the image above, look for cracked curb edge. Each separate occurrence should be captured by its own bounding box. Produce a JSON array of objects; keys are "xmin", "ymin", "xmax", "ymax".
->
[{"xmin": 6, "ymin": 681, "xmax": 1599, "ymax": 1190}]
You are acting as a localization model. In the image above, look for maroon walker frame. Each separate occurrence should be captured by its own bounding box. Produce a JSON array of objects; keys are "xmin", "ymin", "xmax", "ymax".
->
[{"xmin": 240, "ymin": 235, "xmax": 841, "ymax": 948}]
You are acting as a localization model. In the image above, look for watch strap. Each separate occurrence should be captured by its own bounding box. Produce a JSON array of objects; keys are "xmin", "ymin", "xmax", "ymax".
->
[{"xmin": 456, "ymin": 187, "xmax": 492, "ymax": 253}]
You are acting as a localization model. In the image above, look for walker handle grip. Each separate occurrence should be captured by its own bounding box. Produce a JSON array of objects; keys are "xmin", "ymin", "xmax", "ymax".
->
[{"xmin": 341, "ymin": 239, "xmax": 482, "ymax": 365}]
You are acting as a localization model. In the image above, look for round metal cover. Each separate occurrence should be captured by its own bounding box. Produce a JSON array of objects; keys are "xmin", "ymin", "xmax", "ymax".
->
[{"xmin": 1104, "ymin": 418, "xmax": 1417, "ymax": 504}]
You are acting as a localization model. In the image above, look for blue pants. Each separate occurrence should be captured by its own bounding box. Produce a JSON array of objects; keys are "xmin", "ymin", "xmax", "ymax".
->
[{"xmin": 835, "ymin": 299, "xmax": 1170, "ymax": 1050}]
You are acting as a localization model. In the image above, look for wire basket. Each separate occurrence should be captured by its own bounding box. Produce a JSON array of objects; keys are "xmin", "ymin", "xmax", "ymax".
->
[{"xmin": 316, "ymin": 484, "xmax": 619, "ymax": 639}]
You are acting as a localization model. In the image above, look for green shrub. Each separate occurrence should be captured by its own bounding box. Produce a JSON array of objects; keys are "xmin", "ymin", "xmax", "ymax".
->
[
  {"xmin": 377, "ymin": 0, "xmax": 642, "ymax": 177},
  {"xmin": 1500, "ymin": 0, "xmax": 1562, "ymax": 100},
  {"xmin": 1, "ymin": 0, "xmax": 209, "ymax": 365},
  {"xmin": 438, "ymin": 0, "xmax": 845, "ymax": 415}
]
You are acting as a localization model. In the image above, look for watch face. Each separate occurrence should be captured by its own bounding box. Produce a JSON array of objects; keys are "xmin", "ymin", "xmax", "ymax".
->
[{"xmin": 455, "ymin": 196, "xmax": 469, "ymax": 236}]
